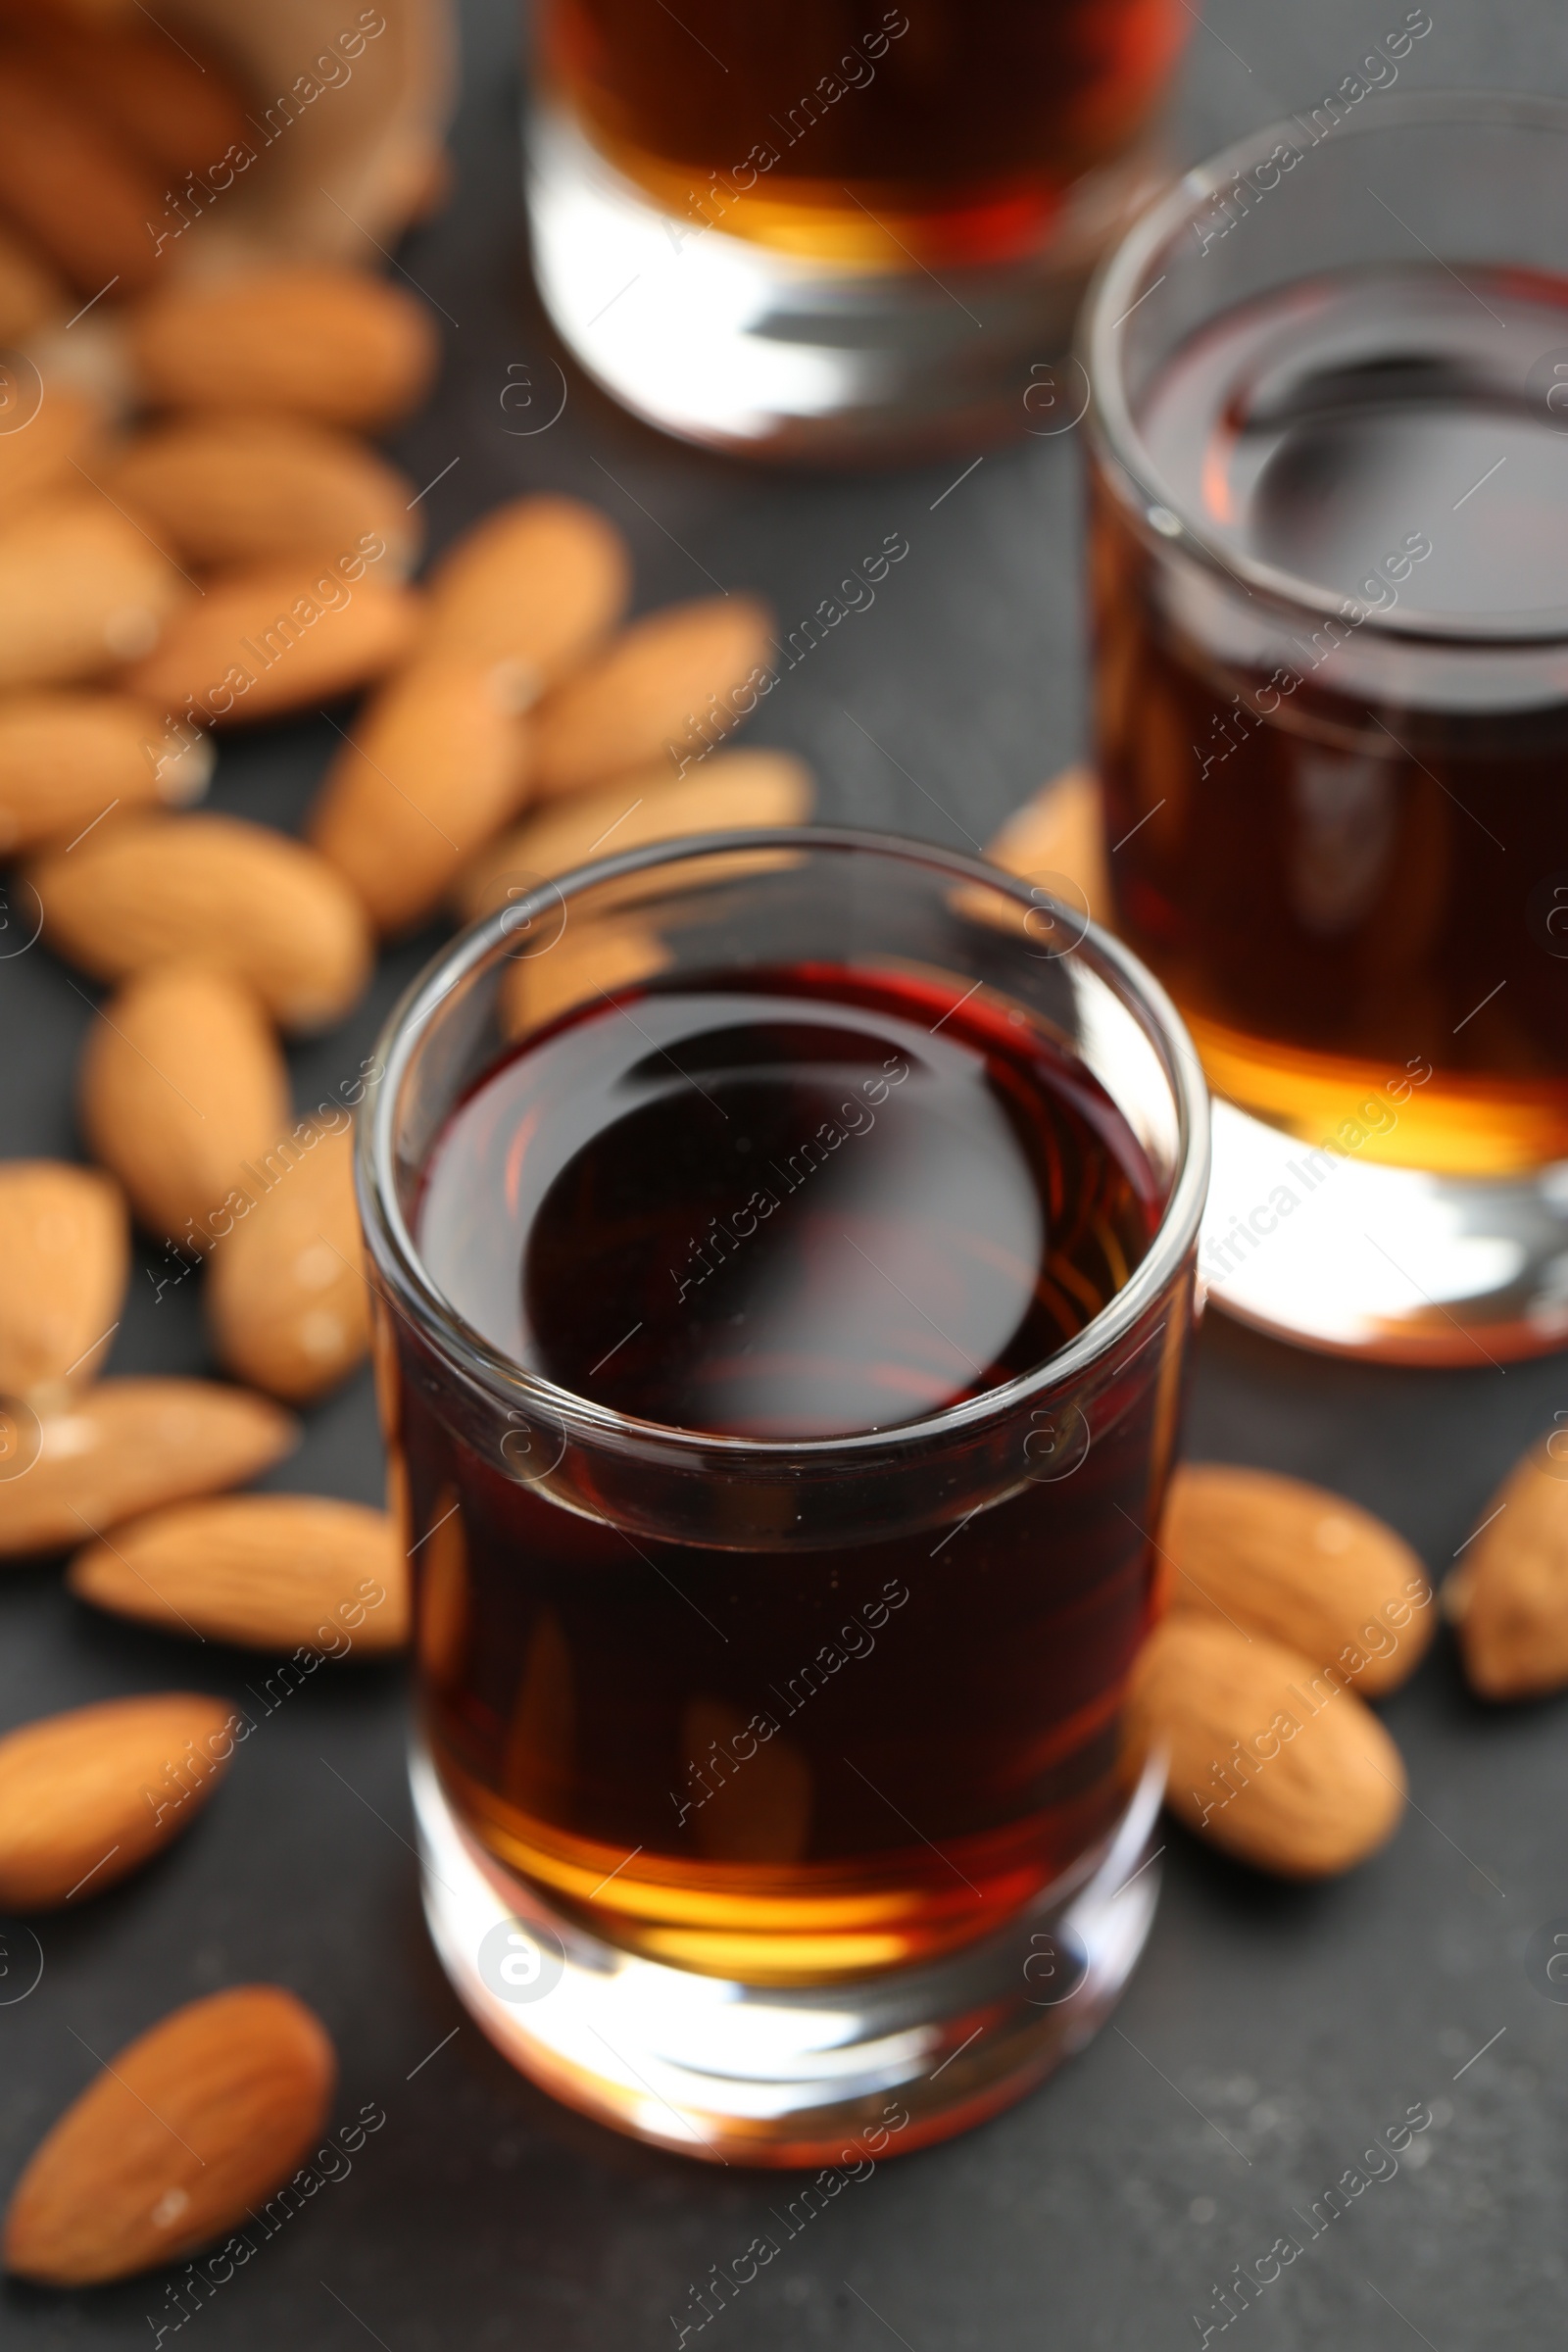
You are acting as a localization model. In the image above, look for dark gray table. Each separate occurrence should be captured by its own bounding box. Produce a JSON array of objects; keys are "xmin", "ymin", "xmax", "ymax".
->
[{"xmin": 5, "ymin": 3, "xmax": 1568, "ymax": 2344}]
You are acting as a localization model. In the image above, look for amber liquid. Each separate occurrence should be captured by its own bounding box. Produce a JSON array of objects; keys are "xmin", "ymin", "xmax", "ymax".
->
[
  {"xmin": 539, "ymin": 0, "xmax": 1186, "ymax": 267},
  {"xmin": 1096, "ymin": 264, "xmax": 1568, "ymax": 1178},
  {"xmin": 392, "ymin": 963, "xmax": 1186, "ymax": 1984}
]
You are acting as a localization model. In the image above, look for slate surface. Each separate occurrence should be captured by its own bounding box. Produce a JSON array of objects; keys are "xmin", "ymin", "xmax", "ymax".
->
[{"xmin": 3, "ymin": 2, "xmax": 1567, "ymax": 2344}]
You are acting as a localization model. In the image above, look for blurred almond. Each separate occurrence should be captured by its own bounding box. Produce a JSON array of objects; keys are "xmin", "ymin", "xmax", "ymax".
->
[
  {"xmin": 71, "ymin": 1494, "xmax": 408, "ymax": 1652},
  {"xmin": 0, "ymin": 692, "xmax": 211, "ymax": 854},
  {"xmin": 207, "ymin": 1120, "xmax": 369, "ymax": 1401},
  {"xmin": 532, "ymin": 596, "xmax": 774, "ymax": 798},
  {"xmin": 1446, "ymin": 1435, "xmax": 1568, "ymax": 1696},
  {"xmin": 123, "ymin": 560, "xmax": 421, "ymax": 725},
  {"xmin": 0, "ymin": 220, "xmax": 64, "ymax": 341},
  {"xmin": 986, "ymin": 764, "xmax": 1110, "ymax": 922},
  {"xmin": 13, "ymin": 14, "xmax": 247, "ymax": 177},
  {"xmin": 458, "ymin": 748, "xmax": 814, "ymax": 920},
  {"xmin": 104, "ymin": 414, "xmax": 421, "ymax": 575},
  {"xmin": 78, "ymin": 965, "xmax": 290, "ymax": 1244},
  {"xmin": 0, "ymin": 1160, "xmax": 125, "ymax": 1400},
  {"xmin": 3, "ymin": 1985, "xmax": 335, "ymax": 2284},
  {"xmin": 33, "ymin": 813, "xmax": 372, "ymax": 1033},
  {"xmin": 0, "ymin": 1691, "xmax": 232, "ymax": 1909},
  {"xmin": 125, "ymin": 266, "xmax": 440, "ymax": 429},
  {"xmin": 308, "ymin": 655, "xmax": 532, "ymax": 935},
  {"xmin": 1126, "ymin": 1615, "xmax": 1407, "ymax": 1878},
  {"xmin": 0, "ymin": 1377, "xmax": 295, "ymax": 1558},
  {"xmin": 1162, "ymin": 1464, "xmax": 1435, "ymax": 1698},
  {"xmin": 0, "ymin": 53, "xmax": 162, "ymax": 293},
  {"xmin": 0, "ymin": 385, "xmax": 103, "ymax": 515},
  {"xmin": 423, "ymin": 494, "xmax": 630, "ymax": 689},
  {"xmin": 0, "ymin": 493, "xmax": 187, "ymax": 691}
]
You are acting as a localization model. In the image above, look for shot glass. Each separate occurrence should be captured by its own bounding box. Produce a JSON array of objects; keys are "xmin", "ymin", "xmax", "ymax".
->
[
  {"xmin": 524, "ymin": 0, "xmax": 1189, "ymax": 460},
  {"xmin": 1082, "ymin": 91, "xmax": 1568, "ymax": 1362},
  {"xmin": 359, "ymin": 828, "xmax": 1208, "ymax": 2164}
]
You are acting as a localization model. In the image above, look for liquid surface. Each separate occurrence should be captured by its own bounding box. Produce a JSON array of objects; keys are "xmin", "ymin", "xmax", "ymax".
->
[
  {"xmin": 418, "ymin": 967, "xmax": 1157, "ymax": 1440},
  {"xmin": 1098, "ymin": 263, "xmax": 1568, "ymax": 1174},
  {"xmin": 1142, "ymin": 266, "xmax": 1568, "ymax": 619}
]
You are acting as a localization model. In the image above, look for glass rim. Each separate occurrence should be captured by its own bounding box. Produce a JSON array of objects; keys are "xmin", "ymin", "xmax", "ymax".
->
[
  {"xmin": 358, "ymin": 825, "xmax": 1210, "ymax": 1465},
  {"xmin": 1079, "ymin": 87, "xmax": 1568, "ymax": 648}
]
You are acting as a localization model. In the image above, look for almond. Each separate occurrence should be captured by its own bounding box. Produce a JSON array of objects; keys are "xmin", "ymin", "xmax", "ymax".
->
[
  {"xmin": 0, "ymin": 692, "xmax": 211, "ymax": 854},
  {"xmin": 457, "ymin": 748, "xmax": 814, "ymax": 920},
  {"xmin": 207, "ymin": 1120, "xmax": 370, "ymax": 1401},
  {"xmin": 104, "ymin": 414, "xmax": 421, "ymax": 576},
  {"xmin": 1126, "ymin": 1615, "xmax": 1407, "ymax": 1877},
  {"xmin": 125, "ymin": 266, "xmax": 440, "ymax": 429},
  {"xmin": 0, "ymin": 220, "xmax": 64, "ymax": 341},
  {"xmin": 986, "ymin": 765, "xmax": 1110, "ymax": 922},
  {"xmin": 0, "ymin": 51, "xmax": 163, "ymax": 293},
  {"xmin": 424, "ymin": 494, "xmax": 631, "ymax": 688},
  {"xmin": 70, "ymin": 1494, "xmax": 408, "ymax": 1652},
  {"xmin": 0, "ymin": 1691, "xmax": 232, "ymax": 1909},
  {"xmin": 0, "ymin": 1377, "xmax": 295, "ymax": 1558},
  {"xmin": 0, "ymin": 492, "xmax": 187, "ymax": 690},
  {"xmin": 33, "ymin": 813, "xmax": 372, "ymax": 1033},
  {"xmin": 532, "ymin": 595, "xmax": 775, "ymax": 798},
  {"xmin": 124, "ymin": 560, "xmax": 422, "ymax": 725},
  {"xmin": 0, "ymin": 1160, "xmax": 125, "ymax": 1400},
  {"xmin": 14, "ymin": 15, "xmax": 247, "ymax": 178},
  {"xmin": 3, "ymin": 1985, "xmax": 335, "ymax": 2284},
  {"xmin": 78, "ymin": 965, "xmax": 290, "ymax": 1243},
  {"xmin": 308, "ymin": 655, "xmax": 533, "ymax": 935},
  {"xmin": 0, "ymin": 385, "xmax": 103, "ymax": 515},
  {"xmin": 1161, "ymin": 1465, "xmax": 1435, "ymax": 1698},
  {"xmin": 1446, "ymin": 1435, "xmax": 1568, "ymax": 1696},
  {"xmin": 501, "ymin": 914, "xmax": 671, "ymax": 1039}
]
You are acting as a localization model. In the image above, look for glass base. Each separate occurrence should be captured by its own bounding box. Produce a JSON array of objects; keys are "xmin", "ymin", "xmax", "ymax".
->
[
  {"xmin": 1201, "ymin": 1100, "xmax": 1568, "ymax": 1364},
  {"xmin": 524, "ymin": 104, "xmax": 1165, "ymax": 463},
  {"xmin": 412, "ymin": 1740, "xmax": 1164, "ymax": 2167}
]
